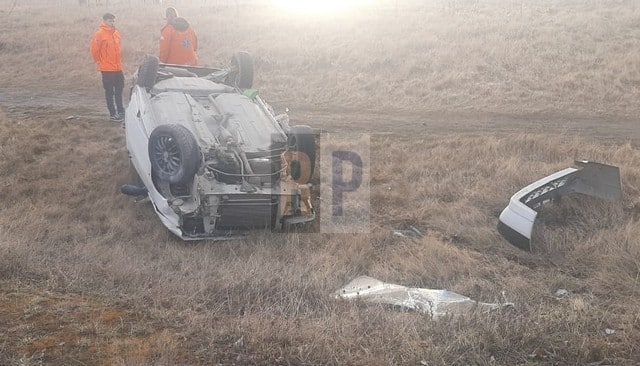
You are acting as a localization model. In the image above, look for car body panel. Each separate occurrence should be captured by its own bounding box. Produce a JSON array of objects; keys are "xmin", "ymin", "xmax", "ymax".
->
[
  {"xmin": 498, "ymin": 160, "xmax": 623, "ymax": 250},
  {"xmin": 335, "ymin": 276, "xmax": 513, "ymax": 319}
]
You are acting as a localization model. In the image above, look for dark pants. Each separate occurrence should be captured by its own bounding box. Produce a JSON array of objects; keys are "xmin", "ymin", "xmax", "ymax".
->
[{"xmin": 101, "ymin": 71, "xmax": 125, "ymax": 117}]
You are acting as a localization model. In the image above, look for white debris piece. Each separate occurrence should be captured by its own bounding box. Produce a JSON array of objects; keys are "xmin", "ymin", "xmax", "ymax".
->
[
  {"xmin": 392, "ymin": 225, "xmax": 425, "ymax": 238},
  {"xmin": 335, "ymin": 276, "xmax": 513, "ymax": 319},
  {"xmin": 554, "ymin": 288, "xmax": 569, "ymax": 298},
  {"xmin": 234, "ymin": 335, "xmax": 245, "ymax": 348}
]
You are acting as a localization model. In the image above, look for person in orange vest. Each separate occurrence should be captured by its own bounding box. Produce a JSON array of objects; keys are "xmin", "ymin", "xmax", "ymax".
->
[
  {"xmin": 159, "ymin": 7, "xmax": 199, "ymax": 66},
  {"xmin": 90, "ymin": 13, "xmax": 125, "ymax": 122}
]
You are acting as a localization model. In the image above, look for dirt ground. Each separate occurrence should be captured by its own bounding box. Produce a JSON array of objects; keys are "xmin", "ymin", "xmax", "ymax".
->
[{"xmin": 1, "ymin": 87, "xmax": 638, "ymax": 144}]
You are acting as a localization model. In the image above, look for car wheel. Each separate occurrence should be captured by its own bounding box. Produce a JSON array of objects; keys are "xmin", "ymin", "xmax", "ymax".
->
[
  {"xmin": 148, "ymin": 124, "xmax": 200, "ymax": 184},
  {"xmin": 287, "ymin": 125, "xmax": 315, "ymax": 184},
  {"xmin": 225, "ymin": 51, "xmax": 253, "ymax": 89},
  {"xmin": 136, "ymin": 55, "xmax": 159, "ymax": 89}
]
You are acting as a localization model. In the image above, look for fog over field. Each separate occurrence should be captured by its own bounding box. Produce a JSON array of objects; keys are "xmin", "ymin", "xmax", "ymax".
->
[{"xmin": 0, "ymin": 0, "xmax": 639, "ymax": 365}]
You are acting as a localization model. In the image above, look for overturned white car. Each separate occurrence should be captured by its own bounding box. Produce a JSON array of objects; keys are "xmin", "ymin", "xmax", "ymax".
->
[
  {"xmin": 122, "ymin": 53, "xmax": 316, "ymax": 240},
  {"xmin": 498, "ymin": 160, "xmax": 623, "ymax": 250}
]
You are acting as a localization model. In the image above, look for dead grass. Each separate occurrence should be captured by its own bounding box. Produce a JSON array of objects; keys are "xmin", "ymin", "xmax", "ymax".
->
[
  {"xmin": 1, "ymin": 0, "xmax": 640, "ymax": 365},
  {"xmin": 1, "ymin": 0, "xmax": 640, "ymax": 116},
  {"xmin": 1, "ymin": 103, "xmax": 640, "ymax": 364}
]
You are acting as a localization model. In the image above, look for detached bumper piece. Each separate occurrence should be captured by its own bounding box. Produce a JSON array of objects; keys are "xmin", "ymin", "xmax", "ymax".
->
[
  {"xmin": 335, "ymin": 276, "xmax": 513, "ymax": 319},
  {"xmin": 498, "ymin": 160, "xmax": 623, "ymax": 251}
]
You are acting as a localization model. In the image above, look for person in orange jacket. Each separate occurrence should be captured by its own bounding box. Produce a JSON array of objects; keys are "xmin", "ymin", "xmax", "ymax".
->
[
  {"xmin": 159, "ymin": 7, "xmax": 199, "ymax": 66},
  {"xmin": 90, "ymin": 13, "xmax": 125, "ymax": 122}
]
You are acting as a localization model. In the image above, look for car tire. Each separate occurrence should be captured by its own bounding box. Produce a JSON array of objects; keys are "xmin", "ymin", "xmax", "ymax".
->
[
  {"xmin": 287, "ymin": 125, "xmax": 315, "ymax": 184},
  {"xmin": 129, "ymin": 159, "xmax": 144, "ymax": 187},
  {"xmin": 225, "ymin": 51, "xmax": 253, "ymax": 89},
  {"xmin": 136, "ymin": 55, "xmax": 159, "ymax": 89},
  {"xmin": 148, "ymin": 124, "xmax": 200, "ymax": 184}
]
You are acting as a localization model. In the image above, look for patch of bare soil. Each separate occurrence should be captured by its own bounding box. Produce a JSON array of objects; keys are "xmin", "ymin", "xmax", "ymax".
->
[
  {"xmin": 291, "ymin": 108, "xmax": 640, "ymax": 145},
  {"xmin": 0, "ymin": 88, "xmax": 106, "ymax": 122},
  {"xmin": 0, "ymin": 281, "xmax": 176, "ymax": 366},
  {"xmin": 2, "ymin": 88, "xmax": 638, "ymax": 143}
]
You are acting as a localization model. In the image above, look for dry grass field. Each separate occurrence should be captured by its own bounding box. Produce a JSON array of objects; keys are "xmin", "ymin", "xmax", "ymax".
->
[{"xmin": 1, "ymin": 0, "xmax": 640, "ymax": 365}]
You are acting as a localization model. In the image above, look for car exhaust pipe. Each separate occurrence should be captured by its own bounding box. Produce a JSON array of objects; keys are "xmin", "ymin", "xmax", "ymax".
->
[{"xmin": 120, "ymin": 184, "xmax": 148, "ymax": 197}]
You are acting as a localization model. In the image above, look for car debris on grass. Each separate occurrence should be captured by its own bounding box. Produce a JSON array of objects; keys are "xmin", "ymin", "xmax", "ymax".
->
[
  {"xmin": 497, "ymin": 160, "xmax": 623, "ymax": 251},
  {"xmin": 335, "ymin": 276, "xmax": 513, "ymax": 319}
]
